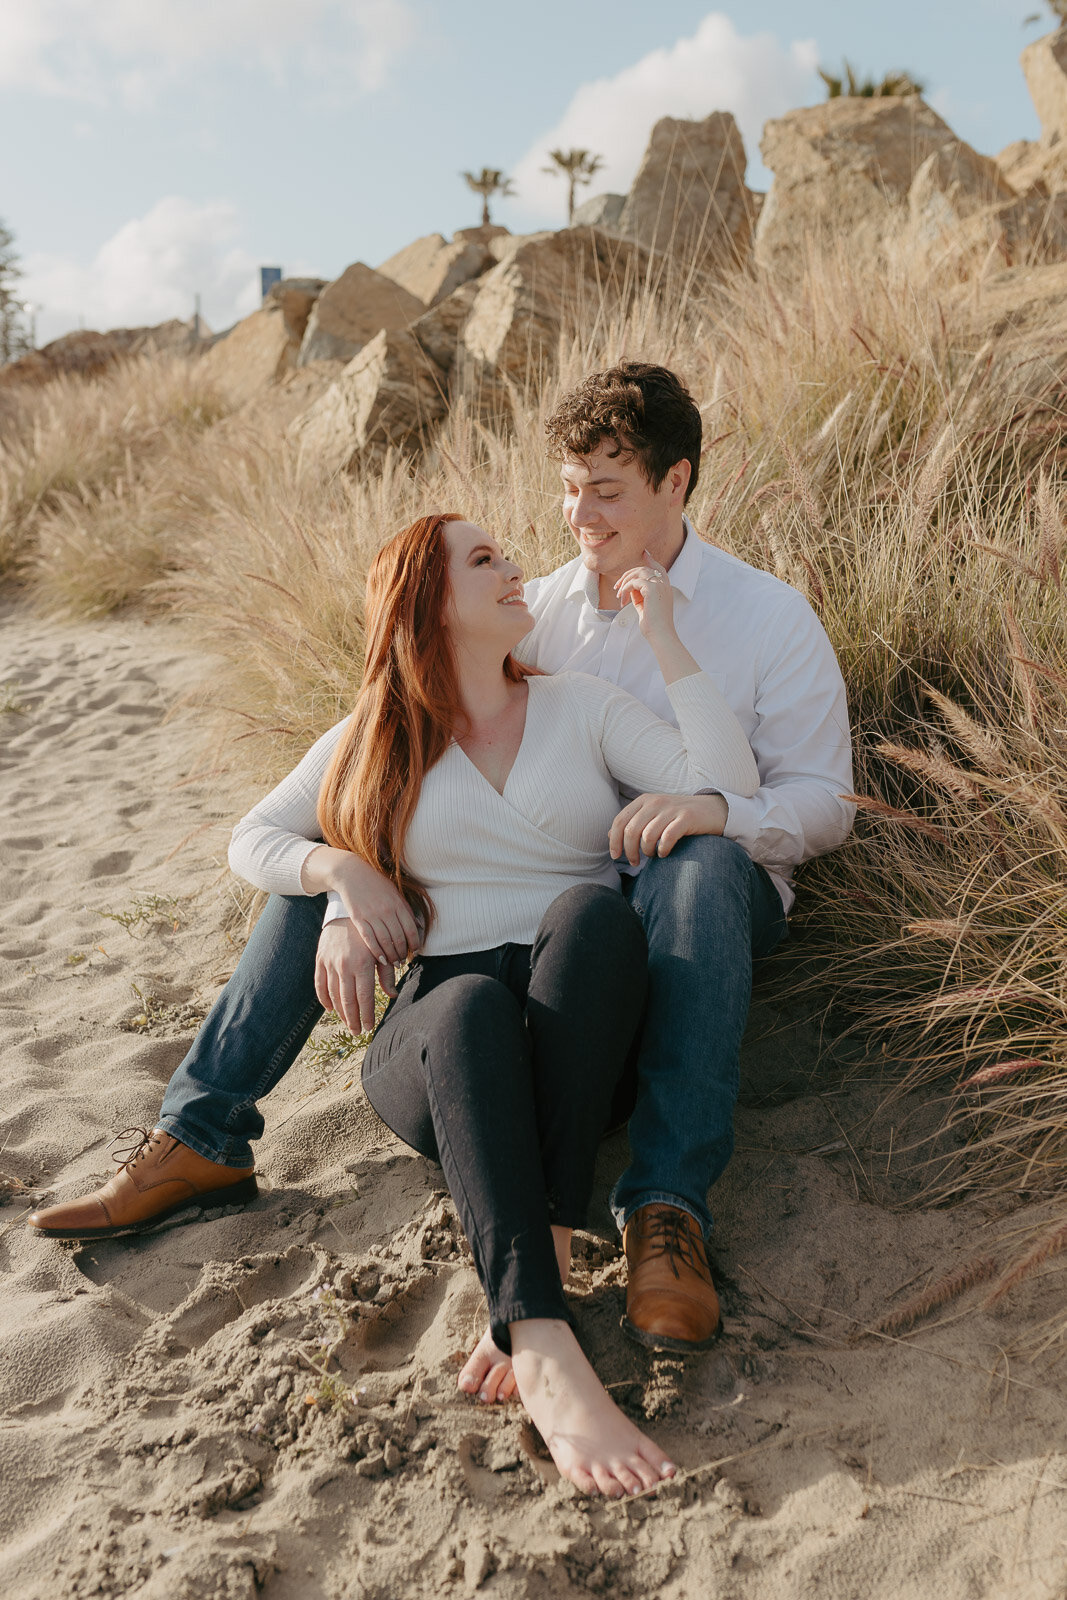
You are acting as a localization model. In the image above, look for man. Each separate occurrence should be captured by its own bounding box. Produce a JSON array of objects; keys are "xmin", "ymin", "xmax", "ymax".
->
[{"xmin": 29, "ymin": 362, "xmax": 853, "ymax": 1355}]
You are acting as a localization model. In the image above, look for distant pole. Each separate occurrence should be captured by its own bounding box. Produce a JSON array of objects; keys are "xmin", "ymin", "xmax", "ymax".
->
[
  {"xmin": 260, "ymin": 266, "xmax": 282, "ymax": 303},
  {"xmin": 193, "ymin": 292, "xmax": 201, "ymax": 339}
]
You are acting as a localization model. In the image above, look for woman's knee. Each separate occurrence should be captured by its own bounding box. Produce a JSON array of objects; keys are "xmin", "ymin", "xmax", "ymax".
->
[{"xmin": 543, "ymin": 882, "xmax": 643, "ymax": 938}]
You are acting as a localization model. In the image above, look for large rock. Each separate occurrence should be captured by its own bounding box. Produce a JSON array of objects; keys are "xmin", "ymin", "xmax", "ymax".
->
[
  {"xmin": 756, "ymin": 96, "xmax": 960, "ymax": 272},
  {"xmin": 409, "ymin": 280, "xmax": 481, "ymax": 374},
  {"xmin": 288, "ymin": 328, "xmax": 447, "ymax": 475},
  {"xmin": 1021, "ymin": 26, "xmax": 1067, "ymax": 148},
  {"xmin": 458, "ymin": 228, "xmax": 648, "ymax": 394},
  {"xmin": 376, "ymin": 233, "xmax": 491, "ymax": 306},
  {"xmin": 618, "ymin": 112, "xmax": 754, "ymax": 268},
  {"xmin": 997, "ymin": 139, "xmax": 1046, "ymax": 195},
  {"xmin": 906, "ymin": 142, "xmax": 1067, "ymax": 270},
  {"xmin": 297, "ymin": 263, "xmax": 425, "ymax": 367},
  {"xmin": 0, "ymin": 319, "xmax": 206, "ymax": 388},
  {"xmin": 264, "ymin": 277, "xmax": 328, "ymax": 345},
  {"xmin": 950, "ymin": 259, "xmax": 1067, "ymax": 407},
  {"xmin": 1013, "ymin": 27, "xmax": 1067, "ymax": 194},
  {"xmin": 198, "ymin": 305, "xmax": 298, "ymax": 406},
  {"xmin": 572, "ymin": 193, "xmax": 626, "ymax": 229}
]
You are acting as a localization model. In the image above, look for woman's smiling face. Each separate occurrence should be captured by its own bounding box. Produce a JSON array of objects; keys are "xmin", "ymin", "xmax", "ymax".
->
[{"xmin": 444, "ymin": 521, "xmax": 533, "ymax": 650}]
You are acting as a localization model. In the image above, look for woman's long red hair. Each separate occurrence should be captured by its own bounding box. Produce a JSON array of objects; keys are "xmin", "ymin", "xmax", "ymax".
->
[{"xmin": 316, "ymin": 512, "xmax": 530, "ymax": 933}]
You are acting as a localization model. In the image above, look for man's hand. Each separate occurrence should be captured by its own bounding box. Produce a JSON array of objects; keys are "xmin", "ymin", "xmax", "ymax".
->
[
  {"xmin": 315, "ymin": 919, "xmax": 397, "ymax": 1036},
  {"xmin": 609, "ymin": 792, "xmax": 729, "ymax": 866}
]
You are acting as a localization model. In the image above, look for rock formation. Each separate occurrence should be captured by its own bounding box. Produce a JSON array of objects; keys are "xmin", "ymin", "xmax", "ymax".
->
[
  {"xmin": 288, "ymin": 328, "xmax": 447, "ymax": 475},
  {"xmin": 459, "ymin": 228, "xmax": 648, "ymax": 393},
  {"xmin": 756, "ymin": 96, "xmax": 961, "ymax": 271},
  {"xmin": 297, "ymin": 263, "xmax": 426, "ymax": 366},
  {"xmin": 571, "ymin": 194, "xmax": 626, "ymax": 229},
  {"xmin": 199, "ymin": 304, "xmax": 301, "ymax": 407},
  {"xmin": 376, "ymin": 234, "xmax": 493, "ymax": 306},
  {"xmin": 618, "ymin": 112, "xmax": 755, "ymax": 269}
]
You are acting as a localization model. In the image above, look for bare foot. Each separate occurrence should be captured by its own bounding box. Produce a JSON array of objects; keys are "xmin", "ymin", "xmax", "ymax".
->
[
  {"xmin": 457, "ymin": 1226, "xmax": 573, "ymax": 1406},
  {"xmin": 510, "ymin": 1318, "xmax": 676, "ymax": 1498},
  {"xmin": 457, "ymin": 1327, "xmax": 517, "ymax": 1403}
]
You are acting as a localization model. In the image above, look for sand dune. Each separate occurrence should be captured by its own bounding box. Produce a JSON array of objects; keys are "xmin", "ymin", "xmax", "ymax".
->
[{"xmin": 1, "ymin": 599, "xmax": 1065, "ymax": 1600}]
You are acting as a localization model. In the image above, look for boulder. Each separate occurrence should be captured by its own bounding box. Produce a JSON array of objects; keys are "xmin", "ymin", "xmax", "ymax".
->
[
  {"xmin": 618, "ymin": 112, "xmax": 755, "ymax": 268},
  {"xmin": 950, "ymin": 259, "xmax": 1067, "ymax": 408},
  {"xmin": 264, "ymin": 277, "xmax": 328, "ymax": 345},
  {"xmin": 410, "ymin": 280, "xmax": 481, "ymax": 373},
  {"xmin": 1010, "ymin": 27, "xmax": 1067, "ymax": 194},
  {"xmin": 755, "ymin": 96, "xmax": 960, "ymax": 272},
  {"xmin": 0, "ymin": 319, "xmax": 206, "ymax": 388},
  {"xmin": 1021, "ymin": 26, "xmax": 1067, "ymax": 149},
  {"xmin": 571, "ymin": 193, "xmax": 626, "ymax": 229},
  {"xmin": 997, "ymin": 139, "xmax": 1047, "ymax": 195},
  {"xmin": 288, "ymin": 328, "xmax": 447, "ymax": 475},
  {"xmin": 198, "ymin": 304, "xmax": 298, "ymax": 406},
  {"xmin": 454, "ymin": 225, "xmax": 511, "ymax": 247},
  {"xmin": 297, "ymin": 263, "xmax": 425, "ymax": 367},
  {"xmin": 459, "ymin": 228, "xmax": 648, "ymax": 393},
  {"xmin": 906, "ymin": 142, "xmax": 1016, "ymax": 246},
  {"xmin": 376, "ymin": 233, "xmax": 492, "ymax": 306}
]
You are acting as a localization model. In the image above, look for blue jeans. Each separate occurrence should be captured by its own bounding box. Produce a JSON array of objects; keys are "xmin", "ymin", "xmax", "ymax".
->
[{"xmin": 158, "ymin": 836, "xmax": 786, "ymax": 1234}]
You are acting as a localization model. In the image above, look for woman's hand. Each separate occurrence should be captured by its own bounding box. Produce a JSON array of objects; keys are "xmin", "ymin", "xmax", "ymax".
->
[
  {"xmin": 301, "ymin": 846, "xmax": 420, "ymax": 966},
  {"xmin": 609, "ymin": 792, "xmax": 728, "ymax": 866},
  {"xmin": 614, "ymin": 551, "xmax": 677, "ymax": 643},
  {"xmin": 315, "ymin": 920, "xmax": 396, "ymax": 1035}
]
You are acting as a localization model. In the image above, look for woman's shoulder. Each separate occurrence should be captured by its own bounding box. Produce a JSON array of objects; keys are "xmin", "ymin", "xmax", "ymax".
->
[{"xmin": 531, "ymin": 670, "xmax": 637, "ymax": 725}]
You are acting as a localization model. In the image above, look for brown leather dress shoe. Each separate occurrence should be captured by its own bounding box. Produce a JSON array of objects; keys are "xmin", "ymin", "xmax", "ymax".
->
[
  {"xmin": 622, "ymin": 1203, "xmax": 722, "ymax": 1352},
  {"xmin": 27, "ymin": 1128, "xmax": 256, "ymax": 1240}
]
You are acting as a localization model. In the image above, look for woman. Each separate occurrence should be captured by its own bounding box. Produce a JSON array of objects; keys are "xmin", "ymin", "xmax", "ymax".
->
[{"xmin": 228, "ymin": 513, "xmax": 759, "ymax": 1498}]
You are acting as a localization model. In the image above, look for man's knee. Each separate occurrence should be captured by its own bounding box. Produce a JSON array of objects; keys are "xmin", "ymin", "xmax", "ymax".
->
[{"xmin": 637, "ymin": 834, "xmax": 752, "ymax": 911}]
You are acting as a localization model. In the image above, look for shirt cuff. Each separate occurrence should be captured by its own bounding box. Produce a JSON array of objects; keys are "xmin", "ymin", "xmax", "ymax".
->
[
  {"xmin": 323, "ymin": 890, "xmax": 349, "ymax": 926},
  {"xmin": 714, "ymin": 790, "xmax": 760, "ymax": 851}
]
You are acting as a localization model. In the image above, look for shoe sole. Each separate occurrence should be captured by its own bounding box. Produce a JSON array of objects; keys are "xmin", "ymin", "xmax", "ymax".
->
[
  {"xmin": 28, "ymin": 1175, "xmax": 259, "ymax": 1240},
  {"xmin": 620, "ymin": 1313, "xmax": 723, "ymax": 1354}
]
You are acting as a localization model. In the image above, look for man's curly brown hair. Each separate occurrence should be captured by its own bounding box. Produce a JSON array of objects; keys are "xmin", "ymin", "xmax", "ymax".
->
[{"xmin": 544, "ymin": 362, "xmax": 702, "ymax": 504}]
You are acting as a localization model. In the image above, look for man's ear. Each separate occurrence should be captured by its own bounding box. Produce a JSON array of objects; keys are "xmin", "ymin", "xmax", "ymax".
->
[{"xmin": 667, "ymin": 459, "xmax": 691, "ymax": 504}]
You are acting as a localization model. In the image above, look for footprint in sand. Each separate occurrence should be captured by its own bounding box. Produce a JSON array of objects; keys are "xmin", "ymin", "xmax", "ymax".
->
[{"xmin": 87, "ymin": 851, "xmax": 134, "ymax": 879}]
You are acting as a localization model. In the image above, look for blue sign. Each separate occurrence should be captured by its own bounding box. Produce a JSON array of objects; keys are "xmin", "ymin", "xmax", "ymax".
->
[{"xmin": 260, "ymin": 266, "xmax": 283, "ymax": 301}]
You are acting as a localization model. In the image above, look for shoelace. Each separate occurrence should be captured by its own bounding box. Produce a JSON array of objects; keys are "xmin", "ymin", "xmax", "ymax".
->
[
  {"xmin": 637, "ymin": 1210, "xmax": 711, "ymax": 1284},
  {"xmin": 108, "ymin": 1126, "xmax": 159, "ymax": 1171}
]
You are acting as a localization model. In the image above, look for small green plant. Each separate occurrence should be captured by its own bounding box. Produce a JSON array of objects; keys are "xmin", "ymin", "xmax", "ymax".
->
[
  {"xmin": 302, "ymin": 993, "xmax": 390, "ymax": 1086},
  {"xmin": 100, "ymin": 892, "xmax": 184, "ymax": 936},
  {"xmin": 300, "ymin": 1284, "xmax": 355, "ymax": 1412},
  {"xmin": 66, "ymin": 952, "xmax": 87, "ymax": 966},
  {"xmin": 0, "ymin": 682, "xmax": 26, "ymax": 714}
]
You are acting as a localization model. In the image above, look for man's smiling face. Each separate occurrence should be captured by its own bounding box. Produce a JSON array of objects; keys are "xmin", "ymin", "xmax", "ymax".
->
[{"xmin": 560, "ymin": 443, "xmax": 690, "ymax": 606}]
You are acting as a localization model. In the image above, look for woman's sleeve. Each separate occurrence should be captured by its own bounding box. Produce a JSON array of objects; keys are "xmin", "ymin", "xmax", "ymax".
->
[
  {"xmin": 227, "ymin": 719, "xmax": 350, "ymax": 895},
  {"xmin": 575, "ymin": 672, "xmax": 760, "ymax": 798}
]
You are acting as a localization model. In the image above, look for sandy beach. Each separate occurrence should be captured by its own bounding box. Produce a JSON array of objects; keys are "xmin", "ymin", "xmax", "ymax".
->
[{"xmin": 1, "ymin": 599, "xmax": 1066, "ymax": 1600}]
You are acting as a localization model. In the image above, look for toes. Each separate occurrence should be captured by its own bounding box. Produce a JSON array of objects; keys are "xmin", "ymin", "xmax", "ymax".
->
[
  {"xmin": 591, "ymin": 1463, "xmax": 627, "ymax": 1499},
  {"xmin": 479, "ymin": 1360, "xmax": 512, "ymax": 1404},
  {"xmin": 638, "ymin": 1441, "xmax": 677, "ymax": 1481},
  {"xmin": 498, "ymin": 1368, "xmax": 518, "ymax": 1401},
  {"xmin": 611, "ymin": 1461, "xmax": 645, "ymax": 1496},
  {"xmin": 566, "ymin": 1464, "xmax": 601, "ymax": 1497}
]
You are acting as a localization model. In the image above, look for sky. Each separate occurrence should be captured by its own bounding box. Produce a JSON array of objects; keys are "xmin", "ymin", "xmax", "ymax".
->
[{"xmin": 0, "ymin": 0, "xmax": 1054, "ymax": 345}]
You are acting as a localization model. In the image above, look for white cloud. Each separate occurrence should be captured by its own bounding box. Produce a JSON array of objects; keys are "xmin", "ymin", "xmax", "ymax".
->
[
  {"xmin": 511, "ymin": 12, "xmax": 820, "ymax": 223},
  {"xmin": 22, "ymin": 197, "xmax": 262, "ymax": 343},
  {"xmin": 0, "ymin": 0, "xmax": 413, "ymax": 104}
]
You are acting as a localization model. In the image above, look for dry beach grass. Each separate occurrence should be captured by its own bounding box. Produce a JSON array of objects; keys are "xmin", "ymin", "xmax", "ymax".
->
[{"xmin": 2, "ymin": 228, "xmax": 1067, "ymax": 1597}]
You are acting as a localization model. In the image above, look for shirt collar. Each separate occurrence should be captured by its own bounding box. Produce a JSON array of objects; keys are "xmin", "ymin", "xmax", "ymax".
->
[{"xmin": 563, "ymin": 515, "xmax": 702, "ymax": 608}]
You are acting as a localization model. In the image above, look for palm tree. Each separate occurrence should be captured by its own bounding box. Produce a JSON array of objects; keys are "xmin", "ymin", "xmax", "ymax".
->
[
  {"xmin": 460, "ymin": 168, "xmax": 516, "ymax": 228},
  {"xmin": 542, "ymin": 148, "xmax": 605, "ymax": 225},
  {"xmin": 819, "ymin": 60, "xmax": 925, "ymax": 98}
]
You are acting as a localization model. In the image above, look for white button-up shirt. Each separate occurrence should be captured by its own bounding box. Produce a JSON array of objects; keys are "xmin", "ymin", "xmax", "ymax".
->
[{"xmin": 514, "ymin": 519, "xmax": 855, "ymax": 913}]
